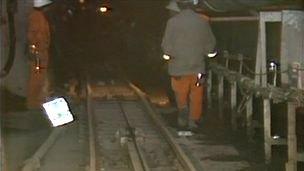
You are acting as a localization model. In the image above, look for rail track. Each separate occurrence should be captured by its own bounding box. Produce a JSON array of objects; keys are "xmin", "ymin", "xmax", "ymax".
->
[
  {"xmin": 19, "ymin": 78, "xmax": 251, "ymax": 171},
  {"xmin": 85, "ymin": 80, "xmax": 203, "ymax": 171}
]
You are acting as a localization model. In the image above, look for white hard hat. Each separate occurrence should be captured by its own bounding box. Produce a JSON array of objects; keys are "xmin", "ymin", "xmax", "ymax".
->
[
  {"xmin": 177, "ymin": 0, "xmax": 199, "ymax": 5},
  {"xmin": 166, "ymin": 0, "xmax": 180, "ymax": 12},
  {"xmin": 34, "ymin": 0, "xmax": 52, "ymax": 8}
]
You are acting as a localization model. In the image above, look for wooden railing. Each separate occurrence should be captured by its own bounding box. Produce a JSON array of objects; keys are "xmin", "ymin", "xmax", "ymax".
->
[{"xmin": 207, "ymin": 52, "xmax": 304, "ymax": 171}]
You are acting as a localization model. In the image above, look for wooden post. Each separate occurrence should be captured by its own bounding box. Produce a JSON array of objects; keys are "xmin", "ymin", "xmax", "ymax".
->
[
  {"xmin": 224, "ymin": 51, "xmax": 229, "ymax": 68},
  {"xmin": 263, "ymin": 99, "xmax": 272, "ymax": 163},
  {"xmin": 246, "ymin": 96, "xmax": 253, "ymax": 140},
  {"xmin": 238, "ymin": 54, "xmax": 244, "ymax": 74},
  {"xmin": 220, "ymin": 51, "xmax": 229, "ymax": 120},
  {"xmin": 230, "ymin": 81, "xmax": 237, "ymax": 130},
  {"xmin": 225, "ymin": 58, "xmax": 229, "ymax": 68},
  {"xmin": 207, "ymin": 71, "xmax": 213, "ymax": 108},
  {"xmin": 254, "ymin": 17, "xmax": 263, "ymax": 86},
  {"xmin": 285, "ymin": 102, "xmax": 297, "ymax": 171},
  {"xmin": 297, "ymin": 68, "xmax": 302, "ymax": 89},
  {"xmin": 259, "ymin": 14, "xmax": 267, "ymax": 87},
  {"xmin": 235, "ymin": 54, "xmax": 243, "ymax": 130},
  {"xmin": 0, "ymin": 1, "xmax": 5, "ymax": 170},
  {"xmin": 255, "ymin": 12, "xmax": 281, "ymax": 86},
  {"xmin": 280, "ymin": 11, "xmax": 304, "ymax": 86},
  {"xmin": 256, "ymin": 12, "xmax": 282, "ymax": 163},
  {"xmin": 218, "ymin": 76, "xmax": 224, "ymax": 120}
]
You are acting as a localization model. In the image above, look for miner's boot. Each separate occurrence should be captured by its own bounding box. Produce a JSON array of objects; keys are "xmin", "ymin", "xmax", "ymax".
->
[
  {"xmin": 188, "ymin": 119, "xmax": 199, "ymax": 133},
  {"xmin": 178, "ymin": 107, "xmax": 188, "ymax": 130}
]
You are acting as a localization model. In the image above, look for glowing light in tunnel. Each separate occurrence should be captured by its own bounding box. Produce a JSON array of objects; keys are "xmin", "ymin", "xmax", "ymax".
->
[
  {"xmin": 269, "ymin": 61, "xmax": 279, "ymax": 71},
  {"xmin": 99, "ymin": 6, "xmax": 108, "ymax": 13},
  {"xmin": 197, "ymin": 73, "xmax": 203, "ymax": 79},
  {"xmin": 207, "ymin": 51, "xmax": 217, "ymax": 58},
  {"xmin": 163, "ymin": 54, "xmax": 171, "ymax": 60},
  {"xmin": 269, "ymin": 62, "xmax": 276, "ymax": 71}
]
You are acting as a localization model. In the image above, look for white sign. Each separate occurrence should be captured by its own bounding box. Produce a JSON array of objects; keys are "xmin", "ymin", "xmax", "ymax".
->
[{"xmin": 42, "ymin": 97, "xmax": 74, "ymax": 127}]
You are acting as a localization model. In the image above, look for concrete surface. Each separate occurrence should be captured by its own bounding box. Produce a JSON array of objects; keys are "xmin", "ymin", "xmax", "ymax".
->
[
  {"xmin": 3, "ymin": 127, "xmax": 50, "ymax": 171},
  {"xmin": 38, "ymin": 122, "xmax": 86, "ymax": 171}
]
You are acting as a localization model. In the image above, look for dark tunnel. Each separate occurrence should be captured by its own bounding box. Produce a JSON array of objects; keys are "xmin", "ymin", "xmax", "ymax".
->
[{"xmin": 1, "ymin": 0, "xmax": 304, "ymax": 170}]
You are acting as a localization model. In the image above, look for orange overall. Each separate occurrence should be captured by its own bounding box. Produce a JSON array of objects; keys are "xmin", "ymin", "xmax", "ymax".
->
[
  {"xmin": 171, "ymin": 74, "xmax": 203, "ymax": 122},
  {"xmin": 27, "ymin": 9, "xmax": 51, "ymax": 109},
  {"xmin": 161, "ymin": 9, "xmax": 215, "ymax": 127}
]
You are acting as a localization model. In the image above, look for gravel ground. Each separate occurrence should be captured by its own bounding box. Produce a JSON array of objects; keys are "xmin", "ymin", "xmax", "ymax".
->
[
  {"xmin": 1, "ymin": 89, "xmax": 48, "ymax": 170},
  {"xmin": 2, "ymin": 114, "xmax": 51, "ymax": 171},
  {"xmin": 2, "ymin": 86, "xmax": 304, "ymax": 171}
]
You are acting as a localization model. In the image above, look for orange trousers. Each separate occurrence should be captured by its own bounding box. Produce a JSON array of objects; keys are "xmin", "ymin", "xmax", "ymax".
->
[{"xmin": 171, "ymin": 74, "xmax": 203, "ymax": 121}]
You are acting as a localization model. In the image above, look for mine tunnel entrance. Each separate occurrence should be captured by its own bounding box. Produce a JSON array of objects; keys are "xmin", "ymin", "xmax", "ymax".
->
[{"xmin": 1, "ymin": 0, "xmax": 304, "ymax": 171}]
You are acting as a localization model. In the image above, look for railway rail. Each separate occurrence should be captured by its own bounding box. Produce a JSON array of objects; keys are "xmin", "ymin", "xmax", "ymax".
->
[
  {"xmin": 19, "ymin": 78, "xmax": 250, "ymax": 171},
  {"xmin": 85, "ymin": 80, "xmax": 203, "ymax": 171}
]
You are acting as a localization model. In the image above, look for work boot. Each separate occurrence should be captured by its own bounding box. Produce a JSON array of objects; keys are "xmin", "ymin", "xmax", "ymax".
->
[
  {"xmin": 178, "ymin": 117, "xmax": 188, "ymax": 130},
  {"xmin": 188, "ymin": 119, "xmax": 198, "ymax": 129},
  {"xmin": 177, "ymin": 107, "xmax": 188, "ymax": 129}
]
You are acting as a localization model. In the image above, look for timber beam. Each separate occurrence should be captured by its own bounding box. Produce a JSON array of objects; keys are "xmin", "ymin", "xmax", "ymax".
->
[{"xmin": 209, "ymin": 63, "xmax": 304, "ymax": 104}]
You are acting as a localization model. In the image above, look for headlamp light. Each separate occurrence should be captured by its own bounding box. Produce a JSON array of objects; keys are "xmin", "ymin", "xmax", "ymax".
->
[
  {"xmin": 207, "ymin": 51, "xmax": 217, "ymax": 58},
  {"xmin": 30, "ymin": 44, "xmax": 36, "ymax": 49},
  {"xmin": 99, "ymin": 6, "xmax": 108, "ymax": 13},
  {"xmin": 163, "ymin": 54, "xmax": 171, "ymax": 60},
  {"xmin": 197, "ymin": 73, "xmax": 203, "ymax": 79},
  {"xmin": 268, "ymin": 60, "xmax": 279, "ymax": 71}
]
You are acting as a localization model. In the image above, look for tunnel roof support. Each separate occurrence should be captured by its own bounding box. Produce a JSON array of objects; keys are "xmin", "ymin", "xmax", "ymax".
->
[
  {"xmin": 254, "ymin": 10, "xmax": 304, "ymax": 170},
  {"xmin": 255, "ymin": 11, "xmax": 282, "ymax": 87},
  {"xmin": 280, "ymin": 10, "xmax": 304, "ymax": 88},
  {"xmin": 254, "ymin": 10, "xmax": 304, "ymax": 88}
]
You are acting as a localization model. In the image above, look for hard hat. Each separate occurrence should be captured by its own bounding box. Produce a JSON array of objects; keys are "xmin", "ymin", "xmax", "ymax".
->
[
  {"xmin": 34, "ymin": 0, "xmax": 52, "ymax": 8},
  {"xmin": 176, "ymin": 0, "xmax": 199, "ymax": 10},
  {"xmin": 177, "ymin": 0, "xmax": 199, "ymax": 5},
  {"xmin": 166, "ymin": 0, "xmax": 181, "ymax": 12}
]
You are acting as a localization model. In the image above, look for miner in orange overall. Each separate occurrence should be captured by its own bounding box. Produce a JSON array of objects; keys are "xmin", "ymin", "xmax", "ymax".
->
[
  {"xmin": 27, "ymin": 0, "xmax": 53, "ymax": 109},
  {"xmin": 162, "ymin": 0, "xmax": 216, "ymax": 130}
]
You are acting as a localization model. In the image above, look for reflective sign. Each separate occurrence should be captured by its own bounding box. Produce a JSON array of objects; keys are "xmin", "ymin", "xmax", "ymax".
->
[{"xmin": 42, "ymin": 97, "xmax": 74, "ymax": 127}]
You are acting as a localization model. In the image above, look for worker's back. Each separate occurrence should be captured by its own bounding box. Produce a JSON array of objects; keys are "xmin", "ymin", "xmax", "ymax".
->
[{"xmin": 162, "ymin": 9, "xmax": 216, "ymax": 76}]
